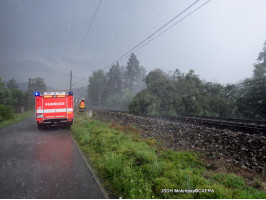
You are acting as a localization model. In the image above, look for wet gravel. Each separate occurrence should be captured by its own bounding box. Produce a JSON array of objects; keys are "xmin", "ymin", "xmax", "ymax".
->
[{"xmin": 92, "ymin": 109, "xmax": 266, "ymax": 173}]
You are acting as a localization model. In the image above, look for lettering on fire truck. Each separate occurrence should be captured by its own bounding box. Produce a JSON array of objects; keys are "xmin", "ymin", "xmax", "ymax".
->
[{"xmin": 45, "ymin": 102, "xmax": 65, "ymax": 106}]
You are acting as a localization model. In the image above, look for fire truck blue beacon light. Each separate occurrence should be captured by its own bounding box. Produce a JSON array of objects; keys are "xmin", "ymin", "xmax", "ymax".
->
[{"xmin": 35, "ymin": 92, "xmax": 40, "ymax": 96}]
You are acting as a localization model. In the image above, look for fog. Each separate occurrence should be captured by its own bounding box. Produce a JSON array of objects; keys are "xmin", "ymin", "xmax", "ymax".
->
[{"xmin": 1, "ymin": 0, "xmax": 266, "ymax": 90}]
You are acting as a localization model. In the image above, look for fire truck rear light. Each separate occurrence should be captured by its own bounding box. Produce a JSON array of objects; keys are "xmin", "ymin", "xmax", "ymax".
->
[
  {"xmin": 57, "ymin": 95, "xmax": 66, "ymax": 98},
  {"xmin": 44, "ymin": 95, "xmax": 52, "ymax": 98},
  {"xmin": 36, "ymin": 114, "xmax": 43, "ymax": 119},
  {"xmin": 67, "ymin": 118, "xmax": 73, "ymax": 121}
]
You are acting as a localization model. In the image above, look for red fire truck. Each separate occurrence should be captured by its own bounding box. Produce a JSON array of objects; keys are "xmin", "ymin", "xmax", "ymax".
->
[{"xmin": 35, "ymin": 91, "xmax": 74, "ymax": 129}]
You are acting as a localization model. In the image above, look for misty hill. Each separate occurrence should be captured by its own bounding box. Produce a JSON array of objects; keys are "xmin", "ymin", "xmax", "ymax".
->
[{"xmin": 18, "ymin": 82, "xmax": 58, "ymax": 92}]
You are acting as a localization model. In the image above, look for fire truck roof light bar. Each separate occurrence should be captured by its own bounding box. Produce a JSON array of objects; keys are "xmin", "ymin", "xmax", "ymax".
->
[{"xmin": 44, "ymin": 92, "xmax": 55, "ymax": 95}]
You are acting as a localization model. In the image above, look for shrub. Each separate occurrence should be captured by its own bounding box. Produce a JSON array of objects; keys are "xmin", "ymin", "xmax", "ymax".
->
[{"xmin": 0, "ymin": 104, "xmax": 14, "ymax": 122}]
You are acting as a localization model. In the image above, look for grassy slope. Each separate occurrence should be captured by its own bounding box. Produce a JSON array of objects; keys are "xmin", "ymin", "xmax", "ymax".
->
[
  {"xmin": 71, "ymin": 114, "xmax": 266, "ymax": 199},
  {"xmin": 0, "ymin": 111, "xmax": 33, "ymax": 129}
]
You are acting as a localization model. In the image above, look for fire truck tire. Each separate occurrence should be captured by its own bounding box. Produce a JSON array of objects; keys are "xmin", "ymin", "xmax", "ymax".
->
[
  {"xmin": 65, "ymin": 123, "xmax": 72, "ymax": 129},
  {"xmin": 37, "ymin": 123, "xmax": 43, "ymax": 130}
]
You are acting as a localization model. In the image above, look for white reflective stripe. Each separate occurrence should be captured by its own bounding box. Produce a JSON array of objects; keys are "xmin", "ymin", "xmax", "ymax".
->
[
  {"xmin": 44, "ymin": 109, "xmax": 67, "ymax": 113},
  {"xmin": 40, "ymin": 108, "xmax": 73, "ymax": 113}
]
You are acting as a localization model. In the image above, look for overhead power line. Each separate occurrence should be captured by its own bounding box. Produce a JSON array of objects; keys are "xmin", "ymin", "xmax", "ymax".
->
[
  {"xmin": 72, "ymin": 0, "xmax": 102, "ymax": 68},
  {"xmin": 70, "ymin": 0, "xmax": 102, "ymax": 88},
  {"xmin": 103, "ymin": 0, "xmax": 213, "ymax": 71},
  {"xmin": 102, "ymin": 0, "xmax": 202, "ymax": 70},
  {"xmin": 72, "ymin": 77, "xmax": 88, "ymax": 87},
  {"xmin": 133, "ymin": 0, "xmax": 212, "ymax": 54},
  {"xmin": 113, "ymin": 0, "xmax": 213, "ymax": 66},
  {"xmin": 233, "ymin": 77, "xmax": 266, "ymax": 88}
]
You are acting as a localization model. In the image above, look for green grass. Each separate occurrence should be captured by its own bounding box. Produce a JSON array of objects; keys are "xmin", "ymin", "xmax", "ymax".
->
[
  {"xmin": 71, "ymin": 115, "xmax": 266, "ymax": 199},
  {"xmin": 0, "ymin": 111, "xmax": 33, "ymax": 129}
]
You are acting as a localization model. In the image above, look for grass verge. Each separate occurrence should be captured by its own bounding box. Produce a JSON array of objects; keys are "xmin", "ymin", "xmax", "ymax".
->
[
  {"xmin": 0, "ymin": 111, "xmax": 33, "ymax": 129},
  {"xmin": 71, "ymin": 114, "xmax": 266, "ymax": 199}
]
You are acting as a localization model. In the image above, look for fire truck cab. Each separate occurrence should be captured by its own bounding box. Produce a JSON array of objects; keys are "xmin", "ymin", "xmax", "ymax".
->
[{"xmin": 35, "ymin": 91, "xmax": 74, "ymax": 129}]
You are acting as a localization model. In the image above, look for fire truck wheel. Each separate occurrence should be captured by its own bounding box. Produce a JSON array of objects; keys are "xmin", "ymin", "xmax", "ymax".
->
[
  {"xmin": 65, "ymin": 124, "xmax": 71, "ymax": 129},
  {"xmin": 37, "ymin": 124, "xmax": 43, "ymax": 130}
]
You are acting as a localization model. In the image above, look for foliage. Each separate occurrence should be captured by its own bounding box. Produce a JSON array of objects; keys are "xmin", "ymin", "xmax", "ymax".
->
[
  {"xmin": 0, "ymin": 77, "xmax": 47, "ymax": 114},
  {"xmin": 129, "ymin": 40, "xmax": 266, "ymax": 119},
  {"xmin": 6, "ymin": 78, "xmax": 19, "ymax": 89},
  {"xmin": 126, "ymin": 53, "xmax": 146, "ymax": 93},
  {"xmin": 26, "ymin": 77, "xmax": 47, "ymax": 110},
  {"xmin": 129, "ymin": 68, "xmax": 235, "ymax": 117},
  {"xmin": 105, "ymin": 89, "xmax": 134, "ymax": 110},
  {"xmin": 32, "ymin": 77, "xmax": 47, "ymax": 93},
  {"xmin": 71, "ymin": 116, "xmax": 266, "ymax": 199},
  {"xmin": 87, "ymin": 41, "xmax": 266, "ymax": 119},
  {"xmin": 87, "ymin": 70, "xmax": 106, "ymax": 106},
  {"xmin": 106, "ymin": 63, "xmax": 122, "ymax": 94},
  {"xmin": 87, "ymin": 53, "xmax": 146, "ymax": 109},
  {"xmin": 0, "ymin": 78, "xmax": 27, "ymax": 107},
  {"xmin": 257, "ymin": 40, "xmax": 266, "ymax": 65},
  {"xmin": 234, "ymin": 41, "xmax": 266, "ymax": 119},
  {"xmin": 0, "ymin": 110, "xmax": 33, "ymax": 129},
  {"xmin": 0, "ymin": 104, "xmax": 14, "ymax": 122}
]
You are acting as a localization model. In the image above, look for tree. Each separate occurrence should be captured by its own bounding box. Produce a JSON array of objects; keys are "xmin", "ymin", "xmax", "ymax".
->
[
  {"xmin": 106, "ymin": 62, "xmax": 122, "ymax": 94},
  {"xmin": 129, "ymin": 89, "xmax": 158, "ymax": 115},
  {"xmin": 26, "ymin": 77, "xmax": 47, "ymax": 110},
  {"xmin": 235, "ymin": 41, "xmax": 266, "ymax": 119},
  {"xmin": 129, "ymin": 68, "xmax": 235, "ymax": 117},
  {"xmin": 257, "ymin": 40, "xmax": 266, "ymax": 66},
  {"xmin": 33, "ymin": 77, "xmax": 47, "ymax": 93},
  {"xmin": 7, "ymin": 78, "xmax": 19, "ymax": 89},
  {"xmin": 126, "ymin": 53, "xmax": 146, "ymax": 93},
  {"xmin": 87, "ymin": 70, "xmax": 106, "ymax": 106},
  {"xmin": 105, "ymin": 89, "xmax": 134, "ymax": 110}
]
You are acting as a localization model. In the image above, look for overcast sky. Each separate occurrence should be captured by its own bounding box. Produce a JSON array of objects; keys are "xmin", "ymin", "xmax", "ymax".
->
[{"xmin": 1, "ymin": 0, "xmax": 266, "ymax": 90}]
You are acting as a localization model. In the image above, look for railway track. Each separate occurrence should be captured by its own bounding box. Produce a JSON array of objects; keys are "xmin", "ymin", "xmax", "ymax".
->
[
  {"xmin": 89, "ymin": 107, "xmax": 266, "ymax": 134},
  {"xmin": 143, "ymin": 115, "xmax": 266, "ymax": 134}
]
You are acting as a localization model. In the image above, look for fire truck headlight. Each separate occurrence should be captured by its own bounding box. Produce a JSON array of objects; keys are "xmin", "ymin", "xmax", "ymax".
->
[
  {"xmin": 35, "ymin": 92, "xmax": 40, "ymax": 96},
  {"xmin": 36, "ymin": 114, "xmax": 43, "ymax": 118}
]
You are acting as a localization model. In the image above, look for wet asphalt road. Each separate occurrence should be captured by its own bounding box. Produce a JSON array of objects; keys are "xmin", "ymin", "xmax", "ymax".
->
[{"xmin": 0, "ymin": 116, "xmax": 105, "ymax": 198}]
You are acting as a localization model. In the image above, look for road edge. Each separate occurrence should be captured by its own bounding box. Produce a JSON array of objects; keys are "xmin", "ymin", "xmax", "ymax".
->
[{"xmin": 70, "ymin": 135, "xmax": 109, "ymax": 199}]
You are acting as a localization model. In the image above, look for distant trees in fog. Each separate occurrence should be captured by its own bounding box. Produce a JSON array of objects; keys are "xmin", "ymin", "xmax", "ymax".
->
[
  {"xmin": 88, "ymin": 41, "xmax": 266, "ymax": 120},
  {"xmin": 129, "ymin": 41, "xmax": 266, "ymax": 119},
  {"xmin": 0, "ymin": 77, "xmax": 47, "ymax": 122},
  {"xmin": 87, "ymin": 53, "xmax": 146, "ymax": 110}
]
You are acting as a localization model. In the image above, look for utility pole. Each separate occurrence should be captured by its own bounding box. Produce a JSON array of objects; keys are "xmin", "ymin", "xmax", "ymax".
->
[
  {"xmin": 27, "ymin": 78, "xmax": 31, "ymax": 111},
  {"xmin": 27, "ymin": 78, "xmax": 35, "ymax": 111},
  {"xmin": 70, "ymin": 70, "xmax": 72, "ymax": 91}
]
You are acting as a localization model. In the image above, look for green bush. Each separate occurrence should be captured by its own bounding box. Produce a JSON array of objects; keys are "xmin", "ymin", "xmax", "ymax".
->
[{"xmin": 0, "ymin": 104, "xmax": 14, "ymax": 122}]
